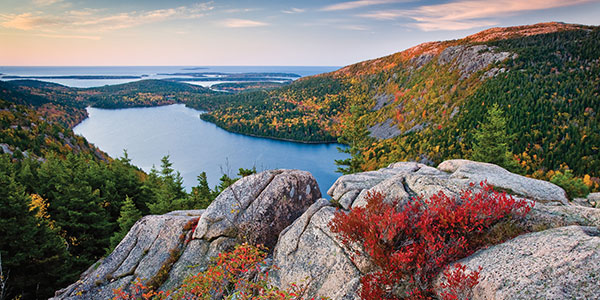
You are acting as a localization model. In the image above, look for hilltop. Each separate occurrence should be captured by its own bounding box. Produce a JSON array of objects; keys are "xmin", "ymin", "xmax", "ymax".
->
[{"xmin": 185, "ymin": 22, "xmax": 600, "ymax": 185}]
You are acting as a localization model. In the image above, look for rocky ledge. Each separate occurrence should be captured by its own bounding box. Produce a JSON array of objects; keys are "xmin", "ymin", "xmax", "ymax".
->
[{"xmin": 54, "ymin": 160, "xmax": 600, "ymax": 300}]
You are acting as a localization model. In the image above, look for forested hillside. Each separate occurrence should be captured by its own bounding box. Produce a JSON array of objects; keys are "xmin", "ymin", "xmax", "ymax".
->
[
  {"xmin": 189, "ymin": 22, "xmax": 600, "ymax": 189},
  {"xmin": 0, "ymin": 84, "xmax": 248, "ymax": 299},
  {"xmin": 1, "ymin": 79, "xmax": 217, "ymax": 114}
]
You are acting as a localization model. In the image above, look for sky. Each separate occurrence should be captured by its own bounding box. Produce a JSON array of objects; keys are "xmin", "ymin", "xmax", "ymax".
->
[{"xmin": 0, "ymin": 0, "xmax": 599, "ymax": 66}]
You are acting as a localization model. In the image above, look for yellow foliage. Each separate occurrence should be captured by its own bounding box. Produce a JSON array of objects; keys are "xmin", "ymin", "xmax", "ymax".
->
[
  {"xmin": 29, "ymin": 194, "xmax": 56, "ymax": 228},
  {"xmin": 30, "ymin": 194, "xmax": 50, "ymax": 220}
]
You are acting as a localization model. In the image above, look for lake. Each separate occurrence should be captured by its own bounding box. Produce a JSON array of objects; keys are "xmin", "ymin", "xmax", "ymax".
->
[{"xmin": 73, "ymin": 104, "xmax": 348, "ymax": 195}]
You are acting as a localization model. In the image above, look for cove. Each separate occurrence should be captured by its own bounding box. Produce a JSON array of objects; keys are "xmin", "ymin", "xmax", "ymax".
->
[{"xmin": 73, "ymin": 104, "xmax": 348, "ymax": 194}]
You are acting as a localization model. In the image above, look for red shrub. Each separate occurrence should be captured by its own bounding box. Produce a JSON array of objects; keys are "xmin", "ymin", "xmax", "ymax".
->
[
  {"xmin": 439, "ymin": 264, "xmax": 481, "ymax": 300},
  {"xmin": 113, "ymin": 243, "xmax": 319, "ymax": 300},
  {"xmin": 328, "ymin": 182, "xmax": 533, "ymax": 299}
]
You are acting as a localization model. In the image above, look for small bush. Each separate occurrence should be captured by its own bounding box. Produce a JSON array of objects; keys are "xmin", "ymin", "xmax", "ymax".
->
[
  {"xmin": 328, "ymin": 182, "xmax": 533, "ymax": 299},
  {"xmin": 550, "ymin": 170, "xmax": 590, "ymax": 199},
  {"xmin": 113, "ymin": 243, "xmax": 319, "ymax": 300},
  {"xmin": 438, "ymin": 264, "xmax": 481, "ymax": 300}
]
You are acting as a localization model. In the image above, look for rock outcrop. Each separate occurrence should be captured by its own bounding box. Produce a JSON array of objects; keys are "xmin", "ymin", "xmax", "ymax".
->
[
  {"xmin": 368, "ymin": 118, "xmax": 402, "ymax": 140},
  {"xmin": 434, "ymin": 226, "xmax": 600, "ymax": 300},
  {"xmin": 437, "ymin": 45, "xmax": 513, "ymax": 79},
  {"xmin": 53, "ymin": 169, "xmax": 320, "ymax": 299},
  {"xmin": 55, "ymin": 160, "xmax": 600, "ymax": 300},
  {"xmin": 271, "ymin": 159, "xmax": 598, "ymax": 299}
]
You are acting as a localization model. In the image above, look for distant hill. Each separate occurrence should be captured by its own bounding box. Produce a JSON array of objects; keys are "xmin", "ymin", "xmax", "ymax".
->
[
  {"xmin": 1, "ymin": 79, "xmax": 217, "ymax": 111},
  {"xmin": 189, "ymin": 22, "xmax": 600, "ymax": 181}
]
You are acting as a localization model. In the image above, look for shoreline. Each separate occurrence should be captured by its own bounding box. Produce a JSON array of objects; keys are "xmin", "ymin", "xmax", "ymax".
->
[{"xmin": 73, "ymin": 103, "xmax": 345, "ymax": 146}]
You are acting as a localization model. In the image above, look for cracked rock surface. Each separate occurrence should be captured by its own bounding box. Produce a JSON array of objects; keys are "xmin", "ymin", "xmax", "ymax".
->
[
  {"xmin": 273, "ymin": 159, "xmax": 596, "ymax": 299},
  {"xmin": 434, "ymin": 226, "xmax": 600, "ymax": 300},
  {"xmin": 51, "ymin": 213, "xmax": 201, "ymax": 299},
  {"xmin": 53, "ymin": 169, "xmax": 320, "ymax": 299},
  {"xmin": 54, "ymin": 161, "xmax": 600, "ymax": 300}
]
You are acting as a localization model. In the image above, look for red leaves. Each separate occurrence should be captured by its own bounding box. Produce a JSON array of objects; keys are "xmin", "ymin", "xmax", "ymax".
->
[
  {"xmin": 113, "ymin": 243, "xmax": 320, "ymax": 300},
  {"xmin": 439, "ymin": 264, "xmax": 481, "ymax": 300},
  {"xmin": 328, "ymin": 182, "xmax": 533, "ymax": 299}
]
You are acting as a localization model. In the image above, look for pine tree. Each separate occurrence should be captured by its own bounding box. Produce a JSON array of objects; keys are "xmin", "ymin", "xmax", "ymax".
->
[
  {"xmin": 186, "ymin": 172, "xmax": 214, "ymax": 209},
  {"xmin": 147, "ymin": 155, "xmax": 187, "ymax": 214},
  {"xmin": 0, "ymin": 155, "xmax": 71, "ymax": 299},
  {"xmin": 335, "ymin": 105, "xmax": 369, "ymax": 174},
  {"xmin": 36, "ymin": 153, "xmax": 112, "ymax": 270},
  {"xmin": 471, "ymin": 104, "xmax": 519, "ymax": 171},
  {"xmin": 109, "ymin": 196, "xmax": 142, "ymax": 251}
]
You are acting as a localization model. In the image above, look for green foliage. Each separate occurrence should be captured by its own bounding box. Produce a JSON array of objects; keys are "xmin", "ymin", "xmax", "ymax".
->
[
  {"xmin": 335, "ymin": 105, "xmax": 371, "ymax": 174},
  {"xmin": 188, "ymin": 172, "xmax": 214, "ymax": 209},
  {"xmin": 109, "ymin": 196, "xmax": 142, "ymax": 251},
  {"xmin": 471, "ymin": 104, "xmax": 518, "ymax": 171},
  {"xmin": 35, "ymin": 153, "xmax": 114, "ymax": 269},
  {"xmin": 238, "ymin": 166, "xmax": 257, "ymax": 177},
  {"xmin": 0, "ymin": 154, "xmax": 71, "ymax": 299},
  {"xmin": 186, "ymin": 76, "xmax": 347, "ymax": 142},
  {"xmin": 146, "ymin": 155, "xmax": 188, "ymax": 215},
  {"xmin": 314, "ymin": 26, "xmax": 600, "ymax": 184},
  {"xmin": 0, "ymin": 100, "xmax": 105, "ymax": 159},
  {"xmin": 550, "ymin": 170, "xmax": 590, "ymax": 199}
]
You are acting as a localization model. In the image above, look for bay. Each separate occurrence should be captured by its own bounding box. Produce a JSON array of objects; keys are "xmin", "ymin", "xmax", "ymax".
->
[
  {"xmin": 73, "ymin": 104, "xmax": 348, "ymax": 194},
  {"xmin": 0, "ymin": 66, "xmax": 338, "ymax": 88}
]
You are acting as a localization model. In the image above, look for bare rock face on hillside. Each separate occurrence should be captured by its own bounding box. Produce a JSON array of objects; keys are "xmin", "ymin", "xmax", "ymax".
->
[
  {"xmin": 434, "ymin": 226, "xmax": 600, "ymax": 300},
  {"xmin": 52, "ymin": 169, "xmax": 320, "ymax": 300},
  {"xmin": 437, "ymin": 45, "xmax": 513, "ymax": 79},
  {"xmin": 368, "ymin": 118, "xmax": 402, "ymax": 139}
]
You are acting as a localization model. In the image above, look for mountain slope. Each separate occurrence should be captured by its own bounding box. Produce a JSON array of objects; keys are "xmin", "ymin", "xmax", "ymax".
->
[{"xmin": 189, "ymin": 22, "xmax": 600, "ymax": 182}]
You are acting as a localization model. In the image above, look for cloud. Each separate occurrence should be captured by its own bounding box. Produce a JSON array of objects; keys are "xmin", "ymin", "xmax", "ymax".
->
[
  {"xmin": 359, "ymin": 0, "xmax": 595, "ymax": 30},
  {"xmin": 321, "ymin": 0, "xmax": 406, "ymax": 11},
  {"xmin": 282, "ymin": 8, "xmax": 306, "ymax": 14},
  {"xmin": 33, "ymin": 0, "xmax": 64, "ymax": 7},
  {"xmin": 36, "ymin": 33, "xmax": 101, "ymax": 40},
  {"xmin": 1, "ymin": 2, "xmax": 214, "ymax": 32},
  {"xmin": 337, "ymin": 24, "xmax": 369, "ymax": 31},
  {"xmin": 221, "ymin": 18, "xmax": 268, "ymax": 28},
  {"xmin": 222, "ymin": 8, "xmax": 260, "ymax": 13},
  {"xmin": 0, "ymin": 13, "xmax": 65, "ymax": 30}
]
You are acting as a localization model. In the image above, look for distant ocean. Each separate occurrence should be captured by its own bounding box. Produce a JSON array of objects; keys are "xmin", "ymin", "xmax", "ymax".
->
[{"xmin": 0, "ymin": 66, "xmax": 339, "ymax": 88}]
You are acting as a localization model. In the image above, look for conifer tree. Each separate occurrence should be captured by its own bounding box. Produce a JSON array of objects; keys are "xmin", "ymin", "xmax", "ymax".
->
[
  {"xmin": 109, "ymin": 196, "xmax": 142, "ymax": 251},
  {"xmin": 471, "ymin": 104, "xmax": 518, "ymax": 171},
  {"xmin": 147, "ymin": 155, "xmax": 187, "ymax": 214},
  {"xmin": 336, "ymin": 105, "xmax": 369, "ymax": 174},
  {"xmin": 0, "ymin": 155, "xmax": 71, "ymax": 299},
  {"xmin": 36, "ymin": 153, "xmax": 112, "ymax": 269},
  {"xmin": 187, "ymin": 172, "xmax": 214, "ymax": 209}
]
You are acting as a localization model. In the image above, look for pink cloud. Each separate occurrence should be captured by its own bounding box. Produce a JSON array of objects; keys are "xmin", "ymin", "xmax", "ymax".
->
[{"xmin": 359, "ymin": 0, "xmax": 596, "ymax": 30}]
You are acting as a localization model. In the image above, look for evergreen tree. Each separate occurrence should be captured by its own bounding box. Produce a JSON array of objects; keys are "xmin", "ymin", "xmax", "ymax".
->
[
  {"xmin": 139, "ymin": 166, "xmax": 162, "ymax": 215},
  {"xmin": 471, "ymin": 104, "xmax": 519, "ymax": 171},
  {"xmin": 147, "ymin": 155, "xmax": 187, "ymax": 214},
  {"xmin": 0, "ymin": 155, "xmax": 71, "ymax": 299},
  {"xmin": 109, "ymin": 196, "xmax": 142, "ymax": 251},
  {"xmin": 186, "ymin": 172, "xmax": 214, "ymax": 209},
  {"xmin": 237, "ymin": 167, "xmax": 256, "ymax": 177},
  {"xmin": 36, "ymin": 153, "xmax": 112, "ymax": 270},
  {"xmin": 214, "ymin": 173, "xmax": 237, "ymax": 195},
  {"xmin": 335, "ymin": 105, "xmax": 369, "ymax": 174}
]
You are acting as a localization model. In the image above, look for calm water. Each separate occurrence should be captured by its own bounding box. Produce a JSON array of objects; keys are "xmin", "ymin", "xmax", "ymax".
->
[
  {"xmin": 0, "ymin": 66, "xmax": 338, "ymax": 88},
  {"xmin": 74, "ymin": 104, "xmax": 348, "ymax": 194}
]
